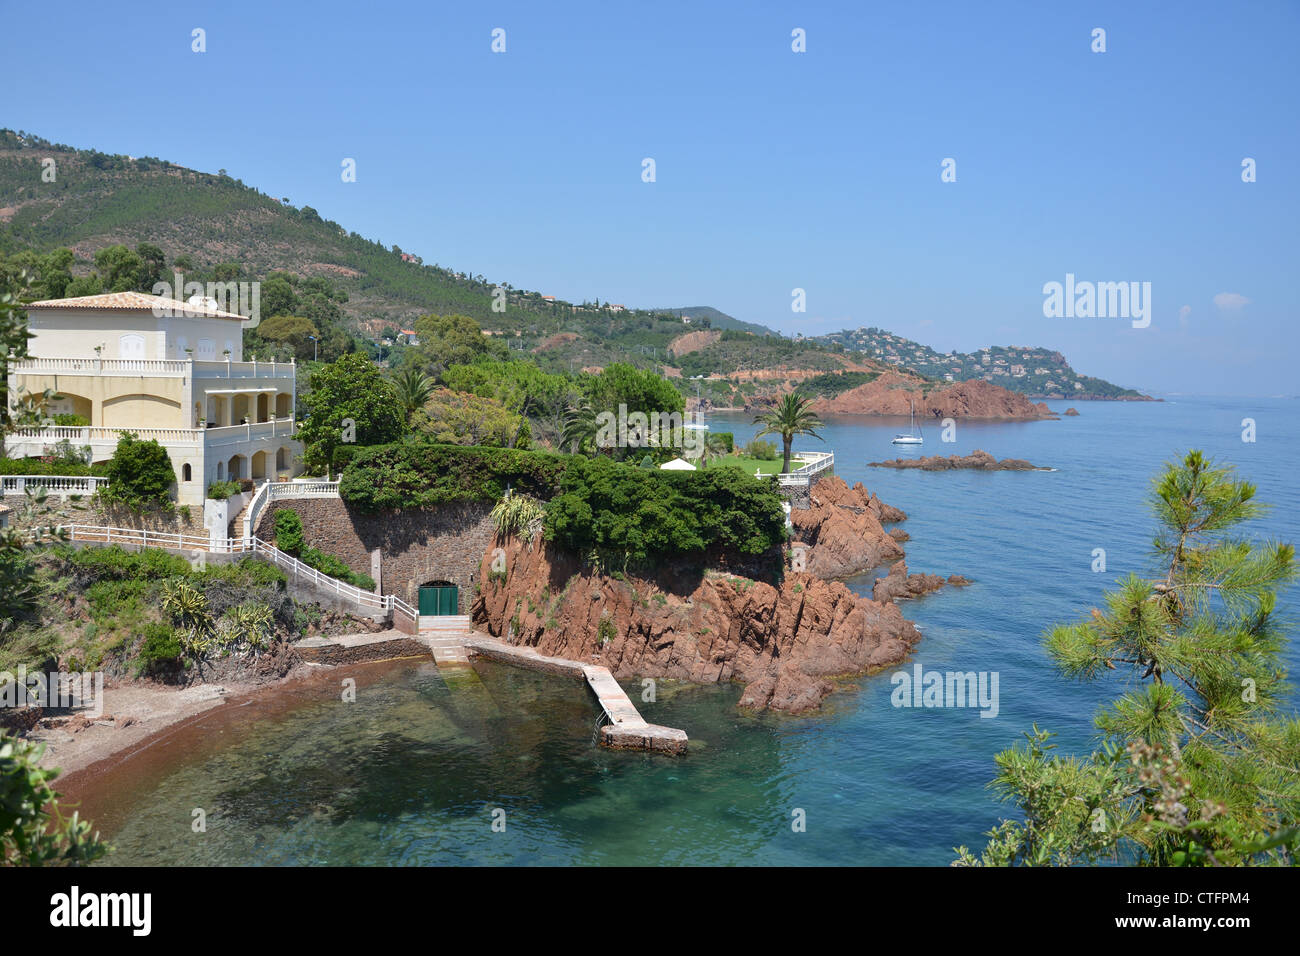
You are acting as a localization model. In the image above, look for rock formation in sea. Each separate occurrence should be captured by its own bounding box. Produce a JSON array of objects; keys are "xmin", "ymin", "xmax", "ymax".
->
[
  {"xmin": 1064, "ymin": 407, "xmax": 1080, "ymax": 416},
  {"xmin": 871, "ymin": 561, "xmax": 972, "ymax": 603},
  {"xmin": 810, "ymin": 371, "xmax": 1055, "ymax": 420},
  {"xmin": 867, "ymin": 449, "xmax": 1048, "ymax": 471}
]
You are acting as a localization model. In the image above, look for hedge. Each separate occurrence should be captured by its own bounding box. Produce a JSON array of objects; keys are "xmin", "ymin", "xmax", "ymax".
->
[
  {"xmin": 339, "ymin": 441, "xmax": 567, "ymax": 512},
  {"xmin": 544, "ymin": 455, "xmax": 786, "ymax": 565}
]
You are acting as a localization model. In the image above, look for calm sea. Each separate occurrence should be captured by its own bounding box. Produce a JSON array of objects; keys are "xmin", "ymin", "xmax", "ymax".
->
[{"xmin": 80, "ymin": 396, "xmax": 1300, "ymax": 865}]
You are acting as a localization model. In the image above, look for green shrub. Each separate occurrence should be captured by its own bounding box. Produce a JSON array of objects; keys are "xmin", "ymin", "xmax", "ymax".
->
[
  {"xmin": 339, "ymin": 441, "xmax": 567, "ymax": 512},
  {"xmin": 712, "ymin": 432, "xmax": 735, "ymax": 453},
  {"xmin": 0, "ymin": 457, "xmax": 108, "ymax": 477},
  {"xmin": 743, "ymin": 439, "xmax": 779, "ymax": 460},
  {"xmin": 52, "ymin": 413, "xmax": 90, "ymax": 426},
  {"xmin": 206, "ymin": 480, "xmax": 240, "ymax": 500},
  {"xmin": 99, "ymin": 433, "xmax": 175, "ymax": 509},
  {"xmin": 135, "ymin": 622, "xmax": 184, "ymax": 677},
  {"xmin": 273, "ymin": 509, "xmax": 305, "ymax": 554},
  {"xmin": 544, "ymin": 455, "xmax": 786, "ymax": 566},
  {"xmin": 299, "ymin": 546, "xmax": 375, "ymax": 591},
  {"xmin": 63, "ymin": 545, "xmax": 191, "ymax": 582}
]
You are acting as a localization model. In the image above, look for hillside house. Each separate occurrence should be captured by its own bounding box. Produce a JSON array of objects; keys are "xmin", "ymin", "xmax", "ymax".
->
[{"xmin": 4, "ymin": 291, "xmax": 302, "ymax": 506}]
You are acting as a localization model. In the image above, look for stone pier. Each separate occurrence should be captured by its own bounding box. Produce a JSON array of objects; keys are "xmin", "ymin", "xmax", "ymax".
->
[{"xmin": 465, "ymin": 636, "xmax": 688, "ymax": 754}]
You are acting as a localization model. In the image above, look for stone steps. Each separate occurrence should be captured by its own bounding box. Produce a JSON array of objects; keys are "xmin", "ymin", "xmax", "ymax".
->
[{"xmin": 418, "ymin": 615, "xmax": 472, "ymax": 664}]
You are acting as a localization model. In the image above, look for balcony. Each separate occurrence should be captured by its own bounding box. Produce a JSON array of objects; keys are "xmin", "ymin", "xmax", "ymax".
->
[
  {"xmin": 8, "ymin": 357, "xmax": 295, "ymax": 380},
  {"xmin": 4, "ymin": 419, "xmax": 297, "ymax": 456}
]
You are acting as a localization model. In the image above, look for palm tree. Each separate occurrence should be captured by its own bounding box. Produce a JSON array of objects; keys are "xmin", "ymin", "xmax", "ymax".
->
[
  {"xmin": 753, "ymin": 393, "xmax": 823, "ymax": 473},
  {"xmin": 700, "ymin": 432, "xmax": 731, "ymax": 468},
  {"xmin": 560, "ymin": 395, "xmax": 598, "ymax": 454},
  {"xmin": 391, "ymin": 366, "xmax": 434, "ymax": 425}
]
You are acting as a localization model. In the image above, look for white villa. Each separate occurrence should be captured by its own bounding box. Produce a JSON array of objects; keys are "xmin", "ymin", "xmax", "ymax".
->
[{"xmin": 4, "ymin": 291, "xmax": 303, "ymax": 506}]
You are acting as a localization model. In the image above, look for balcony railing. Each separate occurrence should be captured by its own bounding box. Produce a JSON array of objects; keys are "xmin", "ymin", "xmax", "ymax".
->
[
  {"xmin": 6, "ymin": 419, "xmax": 296, "ymax": 448},
  {"xmin": 9, "ymin": 357, "xmax": 295, "ymax": 380},
  {"xmin": 1, "ymin": 475, "xmax": 109, "ymax": 496}
]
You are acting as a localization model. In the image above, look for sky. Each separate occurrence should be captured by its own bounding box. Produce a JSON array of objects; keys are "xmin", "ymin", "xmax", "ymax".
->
[{"xmin": 4, "ymin": 0, "xmax": 1298, "ymax": 396}]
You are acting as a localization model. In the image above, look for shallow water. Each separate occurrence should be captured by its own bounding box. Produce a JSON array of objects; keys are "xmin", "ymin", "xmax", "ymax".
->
[{"xmin": 78, "ymin": 396, "xmax": 1300, "ymax": 865}]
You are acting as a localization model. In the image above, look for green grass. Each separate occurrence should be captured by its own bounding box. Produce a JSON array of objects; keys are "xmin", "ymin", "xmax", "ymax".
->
[{"xmin": 712, "ymin": 455, "xmax": 806, "ymax": 476}]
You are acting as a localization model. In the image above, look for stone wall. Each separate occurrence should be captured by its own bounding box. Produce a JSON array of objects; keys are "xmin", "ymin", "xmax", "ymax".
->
[{"xmin": 254, "ymin": 498, "xmax": 495, "ymax": 614}]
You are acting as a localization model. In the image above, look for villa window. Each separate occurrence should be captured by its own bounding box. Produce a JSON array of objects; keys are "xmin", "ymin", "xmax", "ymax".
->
[
  {"xmin": 182, "ymin": 463, "xmax": 192, "ymax": 482},
  {"xmin": 197, "ymin": 339, "xmax": 216, "ymax": 360}
]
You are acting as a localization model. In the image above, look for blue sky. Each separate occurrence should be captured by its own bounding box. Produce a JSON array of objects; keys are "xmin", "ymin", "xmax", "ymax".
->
[{"xmin": 6, "ymin": 0, "xmax": 1298, "ymax": 395}]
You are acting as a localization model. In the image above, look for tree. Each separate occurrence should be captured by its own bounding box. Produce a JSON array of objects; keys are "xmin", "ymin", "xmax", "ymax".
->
[
  {"xmin": 136, "ymin": 242, "xmax": 166, "ymax": 291},
  {"xmin": 413, "ymin": 388, "xmax": 529, "ymax": 448},
  {"xmin": 410, "ymin": 313, "xmax": 508, "ymax": 377},
  {"xmin": 0, "ymin": 732, "xmax": 108, "ymax": 865},
  {"xmin": 956, "ymin": 451, "xmax": 1299, "ymax": 866},
  {"xmin": 92, "ymin": 244, "xmax": 144, "ymax": 293},
  {"xmin": 390, "ymin": 366, "xmax": 434, "ymax": 425},
  {"xmin": 256, "ymin": 315, "xmax": 319, "ymax": 361},
  {"xmin": 298, "ymin": 353, "xmax": 404, "ymax": 473},
  {"xmin": 752, "ymin": 393, "xmax": 823, "ymax": 473},
  {"xmin": 99, "ymin": 433, "xmax": 175, "ymax": 509}
]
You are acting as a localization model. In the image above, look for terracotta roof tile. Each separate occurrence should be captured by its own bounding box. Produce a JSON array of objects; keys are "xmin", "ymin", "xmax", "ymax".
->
[{"xmin": 25, "ymin": 291, "xmax": 248, "ymax": 321}]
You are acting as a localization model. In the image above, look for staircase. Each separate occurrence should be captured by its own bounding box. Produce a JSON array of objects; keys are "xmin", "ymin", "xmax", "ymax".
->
[{"xmin": 418, "ymin": 615, "xmax": 473, "ymax": 665}]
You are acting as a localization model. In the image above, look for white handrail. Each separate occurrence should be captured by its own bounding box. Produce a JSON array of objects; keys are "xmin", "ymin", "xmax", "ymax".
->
[{"xmin": 56, "ymin": 524, "xmax": 398, "ymax": 617}]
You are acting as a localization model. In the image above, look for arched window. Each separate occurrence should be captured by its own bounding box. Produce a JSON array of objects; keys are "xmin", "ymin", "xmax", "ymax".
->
[{"xmin": 182, "ymin": 463, "xmax": 192, "ymax": 482}]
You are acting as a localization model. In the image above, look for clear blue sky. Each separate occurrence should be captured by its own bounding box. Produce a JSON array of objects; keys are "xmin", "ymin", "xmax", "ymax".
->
[{"xmin": 7, "ymin": 0, "xmax": 1298, "ymax": 395}]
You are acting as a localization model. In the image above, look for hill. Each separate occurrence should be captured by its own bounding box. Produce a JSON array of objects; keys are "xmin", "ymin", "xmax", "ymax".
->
[
  {"xmin": 815, "ymin": 327, "xmax": 1151, "ymax": 400},
  {"xmin": 657, "ymin": 306, "xmax": 775, "ymax": 336}
]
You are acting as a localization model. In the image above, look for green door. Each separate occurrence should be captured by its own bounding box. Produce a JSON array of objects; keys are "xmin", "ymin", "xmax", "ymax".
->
[{"xmin": 418, "ymin": 585, "xmax": 459, "ymax": 616}]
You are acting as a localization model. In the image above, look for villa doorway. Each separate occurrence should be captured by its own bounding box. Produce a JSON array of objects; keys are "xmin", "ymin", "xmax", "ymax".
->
[{"xmin": 418, "ymin": 580, "xmax": 459, "ymax": 616}]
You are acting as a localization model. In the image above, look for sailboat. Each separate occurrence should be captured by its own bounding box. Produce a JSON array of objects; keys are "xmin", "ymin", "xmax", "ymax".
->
[{"xmin": 891, "ymin": 399, "xmax": 924, "ymax": 445}]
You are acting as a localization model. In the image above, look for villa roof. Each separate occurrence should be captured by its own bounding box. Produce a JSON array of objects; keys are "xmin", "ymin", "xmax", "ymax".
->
[{"xmin": 25, "ymin": 291, "xmax": 249, "ymax": 321}]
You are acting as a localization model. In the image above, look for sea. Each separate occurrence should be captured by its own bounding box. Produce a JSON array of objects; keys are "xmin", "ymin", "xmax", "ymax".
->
[{"xmin": 75, "ymin": 395, "xmax": 1300, "ymax": 865}]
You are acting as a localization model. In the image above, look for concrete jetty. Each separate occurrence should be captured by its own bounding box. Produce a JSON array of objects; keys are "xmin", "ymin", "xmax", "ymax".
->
[{"xmin": 465, "ymin": 636, "xmax": 688, "ymax": 754}]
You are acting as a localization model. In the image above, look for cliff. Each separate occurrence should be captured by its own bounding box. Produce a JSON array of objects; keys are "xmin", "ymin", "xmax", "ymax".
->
[
  {"xmin": 812, "ymin": 371, "xmax": 1055, "ymax": 420},
  {"xmin": 471, "ymin": 475, "xmax": 935, "ymax": 713}
]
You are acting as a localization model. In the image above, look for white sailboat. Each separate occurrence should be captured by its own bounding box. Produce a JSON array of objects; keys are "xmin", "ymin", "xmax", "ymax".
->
[{"xmin": 891, "ymin": 399, "xmax": 924, "ymax": 445}]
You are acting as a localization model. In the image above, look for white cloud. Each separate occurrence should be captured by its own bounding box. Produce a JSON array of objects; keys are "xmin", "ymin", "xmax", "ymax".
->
[{"xmin": 1213, "ymin": 292, "xmax": 1251, "ymax": 312}]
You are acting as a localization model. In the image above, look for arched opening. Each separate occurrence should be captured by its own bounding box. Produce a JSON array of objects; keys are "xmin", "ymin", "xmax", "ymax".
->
[
  {"xmin": 46, "ymin": 391, "xmax": 93, "ymax": 424},
  {"xmin": 418, "ymin": 579, "xmax": 459, "ymax": 616},
  {"xmin": 275, "ymin": 446, "xmax": 290, "ymax": 473},
  {"xmin": 275, "ymin": 393, "xmax": 292, "ymax": 419},
  {"xmin": 182, "ymin": 463, "xmax": 192, "ymax": 482},
  {"xmin": 256, "ymin": 393, "xmax": 270, "ymax": 423},
  {"xmin": 231, "ymin": 393, "xmax": 252, "ymax": 424},
  {"xmin": 101, "ymin": 393, "xmax": 180, "ymax": 428},
  {"xmin": 227, "ymin": 454, "xmax": 245, "ymax": 480},
  {"xmin": 250, "ymin": 450, "xmax": 268, "ymax": 480},
  {"xmin": 216, "ymin": 460, "xmax": 225, "ymax": 480}
]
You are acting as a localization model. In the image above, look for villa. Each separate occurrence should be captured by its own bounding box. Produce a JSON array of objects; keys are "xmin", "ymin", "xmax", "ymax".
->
[{"xmin": 4, "ymin": 291, "xmax": 303, "ymax": 506}]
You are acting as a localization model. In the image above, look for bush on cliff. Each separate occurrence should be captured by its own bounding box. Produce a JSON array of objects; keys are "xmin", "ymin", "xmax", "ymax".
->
[
  {"xmin": 339, "ymin": 442, "xmax": 566, "ymax": 511},
  {"xmin": 544, "ymin": 455, "xmax": 786, "ymax": 566},
  {"xmin": 273, "ymin": 509, "xmax": 305, "ymax": 554}
]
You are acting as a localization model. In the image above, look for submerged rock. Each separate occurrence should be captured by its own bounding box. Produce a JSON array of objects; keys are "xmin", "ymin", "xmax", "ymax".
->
[{"xmin": 868, "ymin": 449, "xmax": 1049, "ymax": 471}]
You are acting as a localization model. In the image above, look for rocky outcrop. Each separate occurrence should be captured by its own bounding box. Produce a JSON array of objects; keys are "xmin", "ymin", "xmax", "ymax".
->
[
  {"xmin": 868, "ymin": 449, "xmax": 1049, "ymax": 471},
  {"xmin": 812, "ymin": 371, "xmax": 1054, "ymax": 420},
  {"xmin": 472, "ymin": 536, "xmax": 921, "ymax": 713},
  {"xmin": 1064, "ymin": 407, "xmax": 1080, "ymax": 416},
  {"xmin": 872, "ymin": 561, "xmax": 972, "ymax": 603},
  {"xmin": 790, "ymin": 477, "xmax": 905, "ymax": 579},
  {"xmin": 667, "ymin": 329, "xmax": 722, "ymax": 357}
]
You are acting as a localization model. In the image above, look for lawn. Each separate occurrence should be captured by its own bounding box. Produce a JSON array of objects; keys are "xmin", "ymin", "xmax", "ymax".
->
[{"xmin": 713, "ymin": 455, "xmax": 806, "ymax": 476}]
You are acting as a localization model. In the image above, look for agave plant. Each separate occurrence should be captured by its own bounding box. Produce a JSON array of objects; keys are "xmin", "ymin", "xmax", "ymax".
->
[
  {"xmin": 161, "ymin": 579, "xmax": 213, "ymax": 655},
  {"xmin": 221, "ymin": 602, "xmax": 274, "ymax": 656},
  {"xmin": 491, "ymin": 493, "xmax": 546, "ymax": 545}
]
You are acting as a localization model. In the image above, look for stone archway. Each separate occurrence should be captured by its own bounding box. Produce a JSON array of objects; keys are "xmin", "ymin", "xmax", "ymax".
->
[
  {"xmin": 227, "ymin": 454, "xmax": 246, "ymax": 480},
  {"xmin": 251, "ymin": 450, "xmax": 268, "ymax": 480}
]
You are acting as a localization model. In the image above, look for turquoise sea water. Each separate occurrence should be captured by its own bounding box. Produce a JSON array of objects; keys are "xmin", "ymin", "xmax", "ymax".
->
[{"xmin": 81, "ymin": 396, "xmax": 1300, "ymax": 865}]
